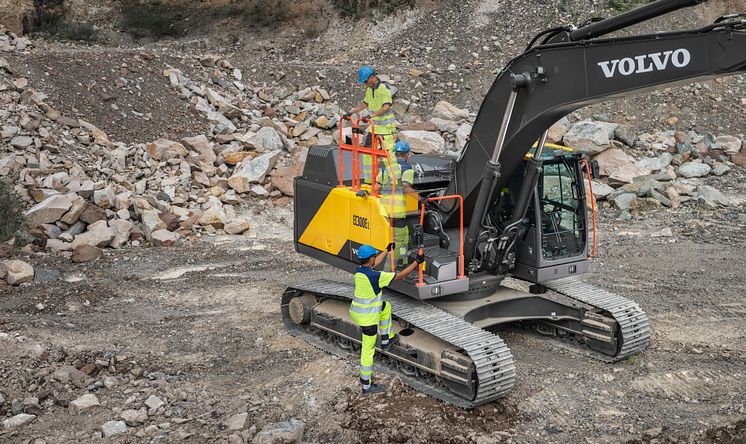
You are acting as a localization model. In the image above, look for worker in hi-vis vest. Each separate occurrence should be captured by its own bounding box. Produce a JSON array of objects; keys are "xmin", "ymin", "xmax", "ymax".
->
[
  {"xmin": 350, "ymin": 244, "xmax": 422, "ymax": 395},
  {"xmin": 344, "ymin": 66, "xmax": 397, "ymax": 182},
  {"xmin": 377, "ymin": 140, "xmax": 419, "ymax": 270}
]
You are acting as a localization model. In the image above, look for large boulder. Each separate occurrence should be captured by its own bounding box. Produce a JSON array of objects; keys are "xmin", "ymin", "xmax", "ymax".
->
[
  {"xmin": 24, "ymin": 194, "xmax": 74, "ymax": 228},
  {"xmin": 546, "ymin": 117, "xmax": 571, "ymax": 144},
  {"xmin": 253, "ymin": 419, "xmax": 305, "ymax": 444},
  {"xmin": 715, "ymin": 135, "xmax": 742, "ymax": 154},
  {"xmin": 151, "ymin": 229, "xmax": 180, "ymax": 247},
  {"xmin": 228, "ymin": 150, "xmax": 282, "ymax": 193},
  {"xmin": 592, "ymin": 148, "xmax": 635, "ymax": 177},
  {"xmin": 635, "ymin": 153, "xmax": 673, "ymax": 172},
  {"xmin": 181, "ymin": 135, "xmax": 216, "ymax": 165},
  {"xmin": 562, "ymin": 120, "xmax": 618, "ymax": 155},
  {"xmin": 71, "ymin": 222, "xmax": 115, "ymax": 249},
  {"xmin": 146, "ymin": 139, "xmax": 187, "ymax": 160},
  {"xmin": 608, "ymin": 164, "xmax": 652, "ymax": 186},
  {"xmin": 1, "ymin": 260, "xmax": 34, "ymax": 286},
  {"xmin": 694, "ymin": 185, "xmax": 729, "ymax": 207},
  {"xmin": 432, "ymin": 101, "xmax": 469, "ymax": 121},
  {"xmin": 271, "ymin": 160, "xmax": 305, "ymax": 196},
  {"xmin": 252, "ymin": 127, "xmax": 284, "ymax": 153},
  {"xmin": 224, "ymin": 219, "xmax": 250, "ymax": 235},
  {"xmin": 398, "ymin": 131, "xmax": 445, "ymax": 154},
  {"xmin": 71, "ymin": 245, "xmax": 103, "ymax": 263},
  {"xmin": 109, "ymin": 219, "xmax": 134, "ymax": 249},
  {"xmin": 60, "ymin": 195, "xmax": 86, "ymax": 225},
  {"xmin": 455, "ymin": 123, "xmax": 472, "ymax": 151},
  {"xmin": 677, "ymin": 162, "xmax": 711, "ymax": 178}
]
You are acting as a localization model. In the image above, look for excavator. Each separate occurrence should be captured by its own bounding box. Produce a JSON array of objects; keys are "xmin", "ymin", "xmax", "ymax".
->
[{"xmin": 281, "ymin": 0, "xmax": 746, "ymax": 407}]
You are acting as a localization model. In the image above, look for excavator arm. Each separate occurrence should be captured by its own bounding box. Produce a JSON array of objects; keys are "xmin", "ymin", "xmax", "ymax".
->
[{"xmin": 442, "ymin": 0, "xmax": 746, "ymax": 265}]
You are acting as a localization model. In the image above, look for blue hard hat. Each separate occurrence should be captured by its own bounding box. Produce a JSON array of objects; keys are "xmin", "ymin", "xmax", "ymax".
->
[
  {"xmin": 357, "ymin": 66, "xmax": 375, "ymax": 84},
  {"xmin": 394, "ymin": 140, "xmax": 410, "ymax": 153},
  {"xmin": 357, "ymin": 244, "xmax": 378, "ymax": 260}
]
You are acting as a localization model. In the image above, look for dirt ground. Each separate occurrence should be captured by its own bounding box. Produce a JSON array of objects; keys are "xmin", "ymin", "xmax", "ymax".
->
[{"xmin": 1, "ymin": 197, "xmax": 745, "ymax": 443}]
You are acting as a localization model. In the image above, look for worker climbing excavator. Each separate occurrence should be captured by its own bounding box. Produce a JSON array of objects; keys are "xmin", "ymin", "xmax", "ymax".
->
[{"xmin": 282, "ymin": 0, "xmax": 746, "ymax": 407}]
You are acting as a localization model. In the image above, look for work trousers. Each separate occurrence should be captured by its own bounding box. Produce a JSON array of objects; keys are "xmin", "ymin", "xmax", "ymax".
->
[
  {"xmin": 384, "ymin": 225, "xmax": 409, "ymax": 271},
  {"xmin": 361, "ymin": 133, "xmax": 395, "ymax": 183},
  {"xmin": 358, "ymin": 301, "xmax": 394, "ymax": 388}
]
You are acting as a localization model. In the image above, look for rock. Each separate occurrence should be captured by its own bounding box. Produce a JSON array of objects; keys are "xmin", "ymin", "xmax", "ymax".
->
[
  {"xmin": 608, "ymin": 164, "xmax": 651, "ymax": 186},
  {"xmin": 46, "ymin": 239, "xmax": 72, "ymax": 252},
  {"xmin": 593, "ymin": 148, "xmax": 635, "ymax": 177},
  {"xmin": 562, "ymin": 120, "xmax": 618, "ymax": 155},
  {"xmin": 224, "ymin": 151, "xmax": 254, "ymax": 165},
  {"xmin": 253, "ymin": 419, "xmax": 304, "ymax": 444},
  {"xmin": 635, "ymin": 153, "xmax": 673, "ymax": 172},
  {"xmin": 93, "ymin": 188, "xmax": 115, "ymax": 209},
  {"xmin": 432, "ymin": 101, "xmax": 469, "ymax": 121},
  {"xmin": 271, "ymin": 161, "xmax": 305, "ymax": 196},
  {"xmin": 224, "ymin": 219, "xmax": 250, "ymax": 235},
  {"xmin": 102, "ymin": 420, "xmax": 128, "ymax": 438},
  {"xmin": 1, "ymin": 260, "xmax": 34, "ymax": 286},
  {"xmin": 2, "ymin": 413, "xmax": 36, "ymax": 430},
  {"xmin": 253, "ymin": 127, "xmax": 284, "ymax": 152},
  {"xmin": 207, "ymin": 111, "xmax": 237, "ymax": 133},
  {"xmin": 730, "ymin": 153, "xmax": 746, "ymax": 166},
  {"xmin": 79, "ymin": 204, "xmax": 107, "ymax": 224},
  {"xmin": 181, "ymin": 135, "xmax": 216, "ymax": 165},
  {"xmin": 69, "ymin": 394, "xmax": 101, "ymax": 415},
  {"xmin": 546, "ymin": 117, "xmax": 571, "ymax": 144},
  {"xmin": 398, "ymin": 131, "xmax": 445, "ymax": 154},
  {"xmin": 430, "ymin": 117, "xmax": 459, "ymax": 133},
  {"xmin": 71, "ymin": 224, "xmax": 115, "ymax": 249},
  {"xmin": 145, "ymin": 395, "xmax": 165, "ymax": 411},
  {"xmin": 229, "ymin": 150, "xmax": 282, "ymax": 192},
  {"xmin": 146, "ymin": 139, "xmax": 187, "ymax": 160},
  {"xmin": 650, "ymin": 189, "xmax": 672, "ymax": 207},
  {"xmin": 613, "ymin": 124, "xmax": 637, "ymax": 147},
  {"xmin": 151, "ymin": 229, "xmax": 180, "ymax": 247},
  {"xmin": 141, "ymin": 210, "xmax": 166, "ymax": 233},
  {"xmin": 590, "ymin": 181, "xmax": 614, "ymax": 199},
  {"xmin": 121, "ymin": 408, "xmax": 148, "ymax": 426},
  {"xmin": 715, "ymin": 135, "xmax": 742, "ymax": 154},
  {"xmin": 455, "ymin": 123, "xmax": 472, "ymax": 151},
  {"xmin": 228, "ymin": 412, "xmax": 249, "ymax": 431},
  {"xmin": 613, "ymin": 193, "xmax": 638, "ymax": 211},
  {"xmin": 250, "ymin": 185, "xmax": 269, "ymax": 198},
  {"xmin": 651, "ymin": 227, "xmax": 673, "ymax": 237},
  {"xmin": 71, "ymin": 245, "xmax": 103, "ymax": 263},
  {"xmin": 109, "ymin": 219, "xmax": 134, "ymax": 249},
  {"xmin": 198, "ymin": 205, "xmax": 229, "ymax": 229},
  {"xmin": 24, "ymin": 194, "xmax": 74, "ymax": 227},
  {"xmin": 712, "ymin": 164, "xmax": 730, "ymax": 176},
  {"xmin": 694, "ymin": 185, "xmax": 729, "ymax": 207},
  {"xmin": 10, "ymin": 135, "xmax": 33, "ymax": 148},
  {"xmin": 677, "ymin": 162, "xmax": 711, "ymax": 178},
  {"xmin": 61, "ymin": 195, "xmax": 86, "ymax": 225},
  {"xmin": 53, "ymin": 365, "xmax": 89, "ymax": 386}
]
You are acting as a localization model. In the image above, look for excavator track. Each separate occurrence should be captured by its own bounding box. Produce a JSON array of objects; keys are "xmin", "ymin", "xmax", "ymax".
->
[
  {"xmin": 545, "ymin": 276, "xmax": 651, "ymax": 361},
  {"xmin": 281, "ymin": 279, "xmax": 516, "ymax": 408}
]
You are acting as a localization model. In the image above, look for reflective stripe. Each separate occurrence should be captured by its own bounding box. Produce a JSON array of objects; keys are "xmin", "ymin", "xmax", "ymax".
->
[
  {"xmin": 352, "ymin": 294, "xmax": 381, "ymax": 306},
  {"xmin": 360, "ymin": 364, "xmax": 373, "ymax": 372},
  {"xmin": 379, "ymin": 320, "xmax": 391, "ymax": 328},
  {"xmin": 372, "ymin": 115, "xmax": 396, "ymax": 126},
  {"xmin": 350, "ymin": 305, "xmax": 383, "ymax": 314}
]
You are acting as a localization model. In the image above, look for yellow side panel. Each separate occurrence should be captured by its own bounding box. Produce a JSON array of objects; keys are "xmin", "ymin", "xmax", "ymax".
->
[{"xmin": 299, "ymin": 187, "xmax": 392, "ymax": 257}]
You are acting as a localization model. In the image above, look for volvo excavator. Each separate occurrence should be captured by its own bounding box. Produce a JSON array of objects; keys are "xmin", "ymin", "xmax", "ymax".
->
[{"xmin": 281, "ymin": 0, "xmax": 746, "ymax": 407}]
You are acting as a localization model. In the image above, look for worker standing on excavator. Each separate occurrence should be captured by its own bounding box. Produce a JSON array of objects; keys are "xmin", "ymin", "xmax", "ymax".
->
[
  {"xmin": 378, "ymin": 140, "xmax": 418, "ymax": 270},
  {"xmin": 343, "ymin": 66, "xmax": 398, "ymax": 181},
  {"xmin": 351, "ymin": 244, "xmax": 422, "ymax": 394}
]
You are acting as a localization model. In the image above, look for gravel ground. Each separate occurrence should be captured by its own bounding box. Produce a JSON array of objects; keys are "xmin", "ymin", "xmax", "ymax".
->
[{"xmin": 1, "ymin": 196, "xmax": 745, "ymax": 443}]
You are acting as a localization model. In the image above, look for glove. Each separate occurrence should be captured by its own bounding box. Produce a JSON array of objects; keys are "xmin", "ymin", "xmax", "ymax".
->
[
  {"xmin": 342, "ymin": 112, "xmax": 352, "ymax": 119},
  {"xmin": 416, "ymin": 253, "xmax": 425, "ymax": 264},
  {"xmin": 361, "ymin": 116, "xmax": 371, "ymax": 123},
  {"xmin": 356, "ymin": 189, "xmax": 369, "ymax": 198},
  {"xmin": 386, "ymin": 242, "xmax": 395, "ymax": 252}
]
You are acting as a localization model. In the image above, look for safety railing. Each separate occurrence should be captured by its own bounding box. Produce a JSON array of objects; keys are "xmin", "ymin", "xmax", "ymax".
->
[
  {"xmin": 338, "ymin": 116, "xmax": 398, "ymax": 270},
  {"xmin": 417, "ymin": 195, "xmax": 465, "ymax": 287}
]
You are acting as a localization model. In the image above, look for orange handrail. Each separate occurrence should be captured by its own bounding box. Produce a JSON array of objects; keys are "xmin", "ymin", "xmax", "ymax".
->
[
  {"xmin": 417, "ymin": 194, "xmax": 465, "ymax": 286},
  {"xmin": 337, "ymin": 117, "xmax": 397, "ymax": 268},
  {"xmin": 580, "ymin": 159, "xmax": 597, "ymax": 258}
]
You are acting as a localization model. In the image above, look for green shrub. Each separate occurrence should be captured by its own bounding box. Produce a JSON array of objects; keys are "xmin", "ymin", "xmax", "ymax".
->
[
  {"xmin": 30, "ymin": 9, "xmax": 99, "ymax": 42},
  {"xmin": 0, "ymin": 179, "xmax": 25, "ymax": 243},
  {"xmin": 120, "ymin": 1, "xmax": 187, "ymax": 38}
]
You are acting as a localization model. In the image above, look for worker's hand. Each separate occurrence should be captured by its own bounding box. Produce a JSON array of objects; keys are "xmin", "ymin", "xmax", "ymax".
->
[
  {"xmin": 386, "ymin": 242, "xmax": 396, "ymax": 252},
  {"xmin": 360, "ymin": 116, "xmax": 371, "ymax": 123},
  {"xmin": 416, "ymin": 253, "xmax": 425, "ymax": 264},
  {"xmin": 342, "ymin": 112, "xmax": 352, "ymax": 119},
  {"xmin": 356, "ymin": 189, "xmax": 369, "ymax": 198}
]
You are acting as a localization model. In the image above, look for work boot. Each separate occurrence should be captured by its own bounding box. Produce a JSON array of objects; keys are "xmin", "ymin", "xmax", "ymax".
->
[
  {"xmin": 381, "ymin": 334, "xmax": 399, "ymax": 350},
  {"xmin": 362, "ymin": 383, "xmax": 386, "ymax": 395}
]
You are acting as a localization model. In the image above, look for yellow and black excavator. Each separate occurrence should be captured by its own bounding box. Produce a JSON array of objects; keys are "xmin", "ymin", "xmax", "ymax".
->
[{"xmin": 281, "ymin": 0, "xmax": 746, "ymax": 407}]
